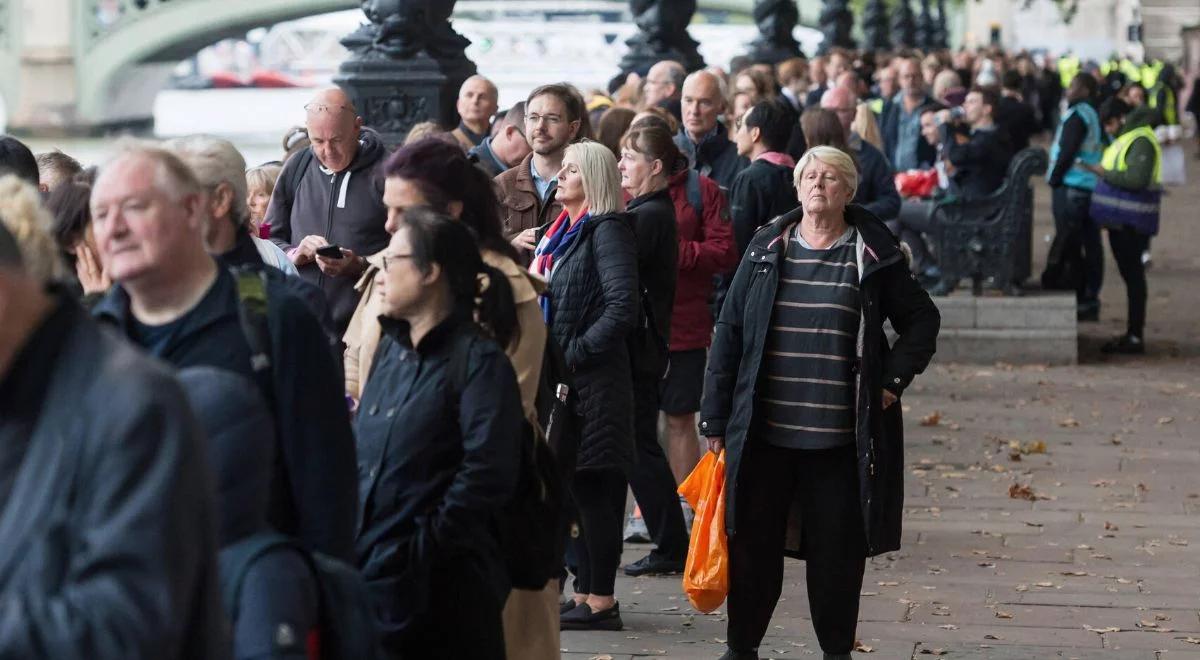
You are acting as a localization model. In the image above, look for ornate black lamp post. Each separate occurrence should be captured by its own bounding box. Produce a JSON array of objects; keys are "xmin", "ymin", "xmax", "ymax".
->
[
  {"xmin": 917, "ymin": 0, "xmax": 937, "ymax": 51},
  {"xmin": 891, "ymin": 0, "xmax": 917, "ymax": 49},
  {"xmin": 933, "ymin": 0, "xmax": 950, "ymax": 49},
  {"xmin": 861, "ymin": 0, "xmax": 891, "ymax": 52},
  {"xmin": 619, "ymin": 0, "xmax": 705, "ymax": 75},
  {"xmin": 335, "ymin": 0, "xmax": 476, "ymax": 145},
  {"xmin": 748, "ymin": 0, "xmax": 803, "ymax": 64},
  {"xmin": 817, "ymin": 0, "xmax": 856, "ymax": 54}
]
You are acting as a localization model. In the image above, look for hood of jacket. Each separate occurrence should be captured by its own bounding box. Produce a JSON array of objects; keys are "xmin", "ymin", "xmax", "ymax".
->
[
  {"xmin": 316, "ymin": 126, "xmax": 388, "ymax": 175},
  {"xmin": 177, "ymin": 366, "xmax": 276, "ymax": 547}
]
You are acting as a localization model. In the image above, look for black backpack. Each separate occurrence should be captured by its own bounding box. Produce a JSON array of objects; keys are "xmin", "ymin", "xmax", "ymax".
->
[
  {"xmin": 220, "ymin": 531, "xmax": 384, "ymax": 660},
  {"xmin": 446, "ymin": 329, "xmax": 577, "ymax": 590}
]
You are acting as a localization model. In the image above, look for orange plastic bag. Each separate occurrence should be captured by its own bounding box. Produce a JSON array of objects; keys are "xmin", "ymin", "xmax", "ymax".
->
[{"xmin": 677, "ymin": 450, "xmax": 728, "ymax": 613}]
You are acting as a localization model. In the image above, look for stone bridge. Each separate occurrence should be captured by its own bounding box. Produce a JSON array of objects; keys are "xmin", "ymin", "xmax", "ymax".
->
[{"xmin": 0, "ymin": 0, "xmax": 832, "ymax": 135}]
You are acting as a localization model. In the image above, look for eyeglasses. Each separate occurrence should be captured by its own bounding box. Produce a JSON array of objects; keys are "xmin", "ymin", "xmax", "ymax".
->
[
  {"xmin": 526, "ymin": 114, "xmax": 564, "ymax": 126},
  {"xmin": 381, "ymin": 253, "xmax": 413, "ymax": 271},
  {"xmin": 304, "ymin": 102, "xmax": 349, "ymax": 115}
]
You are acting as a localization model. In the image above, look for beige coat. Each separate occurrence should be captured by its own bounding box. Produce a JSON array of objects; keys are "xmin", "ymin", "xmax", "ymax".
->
[{"xmin": 343, "ymin": 249, "xmax": 546, "ymax": 419}]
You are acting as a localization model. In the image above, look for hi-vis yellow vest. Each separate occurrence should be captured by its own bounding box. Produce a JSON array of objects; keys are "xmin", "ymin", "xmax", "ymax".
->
[
  {"xmin": 1059, "ymin": 56, "xmax": 1080, "ymax": 89},
  {"xmin": 1101, "ymin": 125, "xmax": 1162, "ymax": 185}
]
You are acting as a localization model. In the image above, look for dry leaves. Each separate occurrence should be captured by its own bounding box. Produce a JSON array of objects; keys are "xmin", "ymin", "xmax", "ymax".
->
[
  {"xmin": 854, "ymin": 640, "xmax": 874, "ymax": 653},
  {"xmin": 1084, "ymin": 625, "xmax": 1122, "ymax": 634},
  {"xmin": 995, "ymin": 610, "xmax": 1014, "ymax": 619},
  {"xmin": 920, "ymin": 412, "xmax": 942, "ymax": 426},
  {"xmin": 1157, "ymin": 416, "xmax": 1175, "ymax": 425},
  {"xmin": 1008, "ymin": 483, "xmax": 1043, "ymax": 501},
  {"xmin": 919, "ymin": 649, "xmax": 947, "ymax": 656},
  {"xmin": 1104, "ymin": 521, "xmax": 1120, "ymax": 531},
  {"xmin": 1059, "ymin": 417, "xmax": 1081, "ymax": 427}
]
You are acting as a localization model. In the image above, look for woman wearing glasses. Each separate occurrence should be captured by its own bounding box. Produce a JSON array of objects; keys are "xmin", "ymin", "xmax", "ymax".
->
[
  {"xmin": 532, "ymin": 141, "xmax": 639, "ymax": 631},
  {"xmin": 353, "ymin": 208, "xmax": 522, "ymax": 659}
]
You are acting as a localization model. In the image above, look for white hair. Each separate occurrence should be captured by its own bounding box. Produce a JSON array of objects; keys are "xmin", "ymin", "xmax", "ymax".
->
[
  {"xmin": 164, "ymin": 135, "xmax": 250, "ymax": 227},
  {"xmin": 793, "ymin": 146, "xmax": 859, "ymax": 199},
  {"xmin": 564, "ymin": 141, "xmax": 625, "ymax": 216}
]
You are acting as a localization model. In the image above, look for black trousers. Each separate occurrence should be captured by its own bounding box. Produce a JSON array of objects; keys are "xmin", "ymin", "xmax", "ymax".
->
[
  {"xmin": 628, "ymin": 377, "xmax": 689, "ymax": 560},
  {"xmin": 392, "ymin": 557, "xmax": 506, "ymax": 660},
  {"xmin": 1045, "ymin": 186, "xmax": 1104, "ymax": 304},
  {"xmin": 727, "ymin": 441, "xmax": 867, "ymax": 655},
  {"xmin": 1107, "ymin": 227, "xmax": 1150, "ymax": 338},
  {"xmin": 569, "ymin": 468, "xmax": 627, "ymax": 596}
]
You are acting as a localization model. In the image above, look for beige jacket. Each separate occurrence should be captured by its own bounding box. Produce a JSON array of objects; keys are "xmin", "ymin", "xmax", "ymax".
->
[{"xmin": 343, "ymin": 249, "xmax": 547, "ymax": 419}]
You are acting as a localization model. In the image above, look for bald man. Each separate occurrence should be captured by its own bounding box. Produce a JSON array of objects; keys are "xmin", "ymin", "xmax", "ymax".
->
[
  {"xmin": 452, "ymin": 75, "xmax": 499, "ymax": 151},
  {"xmin": 674, "ymin": 70, "xmax": 749, "ymax": 190},
  {"xmin": 642, "ymin": 60, "xmax": 686, "ymax": 121},
  {"xmin": 267, "ymin": 88, "xmax": 391, "ymax": 333},
  {"xmin": 820, "ymin": 86, "xmax": 901, "ymax": 223}
]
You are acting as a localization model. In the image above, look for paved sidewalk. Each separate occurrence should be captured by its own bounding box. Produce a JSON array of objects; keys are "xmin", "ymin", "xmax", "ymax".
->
[{"xmin": 561, "ymin": 153, "xmax": 1200, "ymax": 659}]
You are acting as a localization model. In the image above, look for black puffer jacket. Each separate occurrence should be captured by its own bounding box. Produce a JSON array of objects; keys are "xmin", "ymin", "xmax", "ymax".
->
[{"xmin": 540, "ymin": 211, "xmax": 639, "ymax": 472}]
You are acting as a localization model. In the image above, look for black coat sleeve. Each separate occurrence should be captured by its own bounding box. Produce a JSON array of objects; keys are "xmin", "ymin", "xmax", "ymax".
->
[
  {"xmin": 566, "ymin": 219, "xmax": 638, "ymax": 370},
  {"xmin": 878, "ymin": 262, "xmax": 940, "ymax": 395},
  {"xmin": 699, "ymin": 241, "xmax": 757, "ymax": 437},
  {"xmin": 0, "ymin": 372, "xmax": 221, "ymax": 659},
  {"xmin": 433, "ymin": 342, "xmax": 522, "ymax": 552},
  {"xmin": 727, "ymin": 170, "xmax": 759, "ymax": 258},
  {"xmin": 1047, "ymin": 113, "xmax": 1086, "ymax": 187},
  {"xmin": 267, "ymin": 155, "xmax": 302, "ymax": 252},
  {"xmin": 269, "ymin": 282, "xmax": 358, "ymax": 562}
]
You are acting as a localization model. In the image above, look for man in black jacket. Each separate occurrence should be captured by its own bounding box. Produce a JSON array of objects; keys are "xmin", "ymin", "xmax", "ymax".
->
[
  {"xmin": 91, "ymin": 145, "xmax": 358, "ymax": 562},
  {"xmin": 729, "ymin": 99, "xmax": 800, "ymax": 257},
  {"xmin": 675, "ymin": 70, "xmax": 749, "ymax": 191},
  {"xmin": 936, "ymin": 86, "xmax": 1013, "ymax": 200},
  {"xmin": 267, "ymin": 88, "xmax": 391, "ymax": 334},
  {"xmin": 0, "ymin": 218, "xmax": 227, "ymax": 660},
  {"xmin": 994, "ymin": 70, "xmax": 1041, "ymax": 152}
]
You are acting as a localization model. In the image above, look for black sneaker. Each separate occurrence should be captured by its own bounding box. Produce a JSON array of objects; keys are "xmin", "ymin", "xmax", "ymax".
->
[
  {"xmin": 560, "ymin": 598, "xmax": 581, "ymax": 614},
  {"xmin": 560, "ymin": 601, "xmax": 623, "ymax": 631},
  {"xmin": 1101, "ymin": 334, "xmax": 1145, "ymax": 354},
  {"xmin": 718, "ymin": 650, "xmax": 759, "ymax": 660},
  {"xmin": 1077, "ymin": 302, "xmax": 1100, "ymax": 322},
  {"xmin": 623, "ymin": 553, "xmax": 685, "ymax": 577}
]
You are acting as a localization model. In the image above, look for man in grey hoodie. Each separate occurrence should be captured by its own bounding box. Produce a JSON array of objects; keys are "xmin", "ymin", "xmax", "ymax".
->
[{"xmin": 268, "ymin": 88, "xmax": 391, "ymax": 333}]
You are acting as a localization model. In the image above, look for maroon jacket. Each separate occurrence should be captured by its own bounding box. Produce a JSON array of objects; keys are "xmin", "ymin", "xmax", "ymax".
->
[{"xmin": 665, "ymin": 169, "xmax": 738, "ymax": 352}]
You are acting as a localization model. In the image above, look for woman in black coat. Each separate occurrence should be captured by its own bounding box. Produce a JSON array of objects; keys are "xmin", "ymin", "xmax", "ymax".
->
[
  {"xmin": 531, "ymin": 140, "xmax": 638, "ymax": 631},
  {"xmin": 700, "ymin": 146, "xmax": 940, "ymax": 660},
  {"xmin": 354, "ymin": 209, "xmax": 522, "ymax": 658},
  {"xmin": 615, "ymin": 124, "xmax": 691, "ymax": 577}
]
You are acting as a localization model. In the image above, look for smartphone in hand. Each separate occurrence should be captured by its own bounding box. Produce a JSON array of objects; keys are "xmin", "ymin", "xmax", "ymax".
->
[{"xmin": 316, "ymin": 244, "xmax": 344, "ymax": 259}]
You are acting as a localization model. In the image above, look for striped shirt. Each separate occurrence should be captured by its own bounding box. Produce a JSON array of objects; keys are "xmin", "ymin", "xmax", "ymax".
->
[{"xmin": 757, "ymin": 226, "xmax": 860, "ymax": 449}]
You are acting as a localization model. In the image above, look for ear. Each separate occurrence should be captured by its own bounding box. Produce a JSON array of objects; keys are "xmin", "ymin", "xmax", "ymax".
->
[
  {"xmin": 210, "ymin": 182, "xmax": 234, "ymax": 221},
  {"xmin": 568, "ymin": 119, "xmax": 581, "ymax": 141},
  {"xmin": 422, "ymin": 261, "xmax": 442, "ymax": 287},
  {"xmin": 39, "ymin": 183, "xmax": 50, "ymax": 193},
  {"xmin": 750, "ymin": 126, "xmax": 762, "ymax": 144},
  {"xmin": 650, "ymin": 158, "xmax": 664, "ymax": 178},
  {"xmin": 446, "ymin": 199, "xmax": 464, "ymax": 220},
  {"xmin": 181, "ymin": 192, "xmax": 206, "ymax": 230}
]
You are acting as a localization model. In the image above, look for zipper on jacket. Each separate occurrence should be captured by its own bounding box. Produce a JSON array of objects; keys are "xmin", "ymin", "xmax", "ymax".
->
[{"xmin": 318, "ymin": 171, "xmax": 339, "ymax": 288}]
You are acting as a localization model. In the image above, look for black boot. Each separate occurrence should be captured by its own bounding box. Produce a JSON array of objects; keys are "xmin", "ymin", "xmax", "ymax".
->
[
  {"xmin": 718, "ymin": 649, "xmax": 758, "ymax": 660},
  {"xmin": 1101, "ymin": 333, "xmax": 1144, "ymax": 354}
]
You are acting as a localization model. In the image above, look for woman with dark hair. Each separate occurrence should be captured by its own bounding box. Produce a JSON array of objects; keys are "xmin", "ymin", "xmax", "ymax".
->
[
  {"xmin": 628, "ymin": 113, "xmax": 739, "ymax": 487},
  {"xmin": 355, "ymin": 208, "xmax": 522, "ymax": 658},
  {"xmin": 342, "ymin": 137, "xmax": 558, "ymax": 659},
  {"xmin": 596, "ymin": 107, "xmax": 637, "ymax": 159},
  {"xmin": 535, "ymin": 141, "xmax": 638, "ymax": 631},
  {"xmin": 614, "ymin": 124, "xmax": 689, "ymax": 577},
  {"xmin": 801, "ymin": 107, "xmax": 851, "ymax": 154},
  {"xmin": 44, "ymin": 180, "xmax": 110, "ymax": 300}
]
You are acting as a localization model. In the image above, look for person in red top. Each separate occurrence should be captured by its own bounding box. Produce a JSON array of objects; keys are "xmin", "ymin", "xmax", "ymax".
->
[{"xmin": 631, "ymin": 114, "xmax": 739, "ymax": 483}]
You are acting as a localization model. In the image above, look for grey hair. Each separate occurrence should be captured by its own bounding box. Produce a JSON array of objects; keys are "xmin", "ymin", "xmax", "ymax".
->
[
  {"xmin": 563, "ymin": 141, "xmax": 625, "ymax": 216},
  {"xmin": 793, "ymin": 146, "xmax": 859, "ymax": 199},
  {"xmin": 98, "ymin": 139, "xmax": 205, "ymax": 203},
  {"xmin": 164, "ymin": 135, "xmax": 250, "ymax": 228},
  {"xmin": 683, "ymin": 70, "xmax": 728, "ymax": 110}
]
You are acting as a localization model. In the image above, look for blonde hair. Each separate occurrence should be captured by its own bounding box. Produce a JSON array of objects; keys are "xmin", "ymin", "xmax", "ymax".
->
[
  {"xmin": 851, "ymin": 103, "xmax": 883, "ymax": 151},
  {"xmin": 246, "ymin": 163, "xmax": 282, "ymax": 197},
  {"xmin": 0, "ymin": 175, "xmax": 65, "ymax": 283},
  {"xmin": 564, "ymin": 141, "xmax": 625, "ymax": 216},
  {"xmin": 794, "ymin": 146, "xmax": 859, "ymax": 199}
]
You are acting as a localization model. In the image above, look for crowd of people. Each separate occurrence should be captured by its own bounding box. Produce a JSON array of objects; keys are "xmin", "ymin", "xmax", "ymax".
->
[{"xmin": 0, "ymin": 40, "xmax": 1192, "ymax": 660}]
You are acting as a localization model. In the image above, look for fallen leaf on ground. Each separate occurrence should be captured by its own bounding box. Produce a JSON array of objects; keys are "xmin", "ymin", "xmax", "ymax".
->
[
  {"xmin": 984, "ymin": 634, "xmax": 1003, "ymax": 640},
  {"xmin": 1061, "ymin": 570, "xmax": 1090, "ymax": 577},
  {"xmin": 1157, "ymin": 416, "xmax": 1175, "ymax": 425},
  {"xmin": 1180, "ymin": 636, "xmax": 1200, "ymax": 644},
  {"xmin": 1104, "ymin": 521, "xmax": 1119, "ymax": 531},
  {"xmin": 659, "ymin": 606, "xmax": 679, "ymax": 611},
  {"xmin": 1059, "ymin": 417, "xmax": 1080, "ymax": 427},
  {"xmin": 1035, "ymin": 581, "xmax": 1055, "ymax": 587},
  {"xmin": 995, "ymin": 610, "xmax": 1014, "ymax": 619},
  {"xmin": 920, "ymin": 412, "xmax": 942, "ymax": 426},
  {"xmin": 854, "ymin": 640, "xmax": 874, "ymax": 653},
  {"xmin": 1084, "ymin": 625, "xmax": 1121, "ymax": 634},
  {"xmin": 877, "ymin": 581, "xmax": 900, "ymax": 586},
  {"xmin": 1009, "ymin": 483, "xmax": 1040, "ymax": 501},
  {"xmin": 919, "ymin": 648, "xmax": 947, "ymax": 655},
  {"xmin": 1138, "ymin": 620, "xmax": 1160, "ymax": 628},
  {"xmin": 589, "ymin": 656, "xmax": 614, "ymax": 660},
  {"xmin": 939, "ymin": 624, "xmax": 958, "ymax": 630}
]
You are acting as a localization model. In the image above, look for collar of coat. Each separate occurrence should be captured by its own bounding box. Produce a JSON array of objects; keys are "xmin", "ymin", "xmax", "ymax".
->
[
  {"xmin": 379, "ymin": 310, "xmax": 474, "ymax": 355},
  {"xmin": 754, "ymin": 204, "xmax": 904, "ymax": 281}
]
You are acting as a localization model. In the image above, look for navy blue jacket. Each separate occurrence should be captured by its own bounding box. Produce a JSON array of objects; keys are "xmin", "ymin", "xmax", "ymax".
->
[
  {"xmin": 675, "ymin": 124, "xmax": 750, "ymax": 191},
  {"xmin": 95, "ymin": 265, "xmax": 358, "ymax": 562},
  {"xmin": 852, "ymin": 136, "xmax": 902, "ymax": 222}
]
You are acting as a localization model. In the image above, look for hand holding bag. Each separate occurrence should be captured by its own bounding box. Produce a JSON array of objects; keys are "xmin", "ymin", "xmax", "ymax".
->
[{"xmin": 678, "ymin": 450, "xmax": 729, "ymax": 613}]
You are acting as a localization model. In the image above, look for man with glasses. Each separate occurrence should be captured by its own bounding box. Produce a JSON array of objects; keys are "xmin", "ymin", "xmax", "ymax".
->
[
  {"xmin": 496, "ymin": 83, "xmax": 585, "ymax": 263},
  {"xmin": 641, "ymin": 60, "xmax": 686, "ymax": 122},
  {"xmin": 821, "ymin": 85, "xmax": 901, "ymax": 223},
  {"xmin": 469, "ymin": 101, "xmax": 532, "ymax": 178},
  {"xmin": 266, "ymin": 87, "xmax": 391, "ymax": 334}
]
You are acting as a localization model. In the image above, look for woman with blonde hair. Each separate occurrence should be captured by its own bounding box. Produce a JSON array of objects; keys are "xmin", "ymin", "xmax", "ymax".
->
[
  {"xmin": 531, "ymin": 140, "xmax": 638, "ymax": 631},
  {"xmin": 851, "ymin": 102, "xmax": 884, "ymax": 150},
  {"xmin": 245, "ymin": 162, "xmax": 282, "ymax": 237}
]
